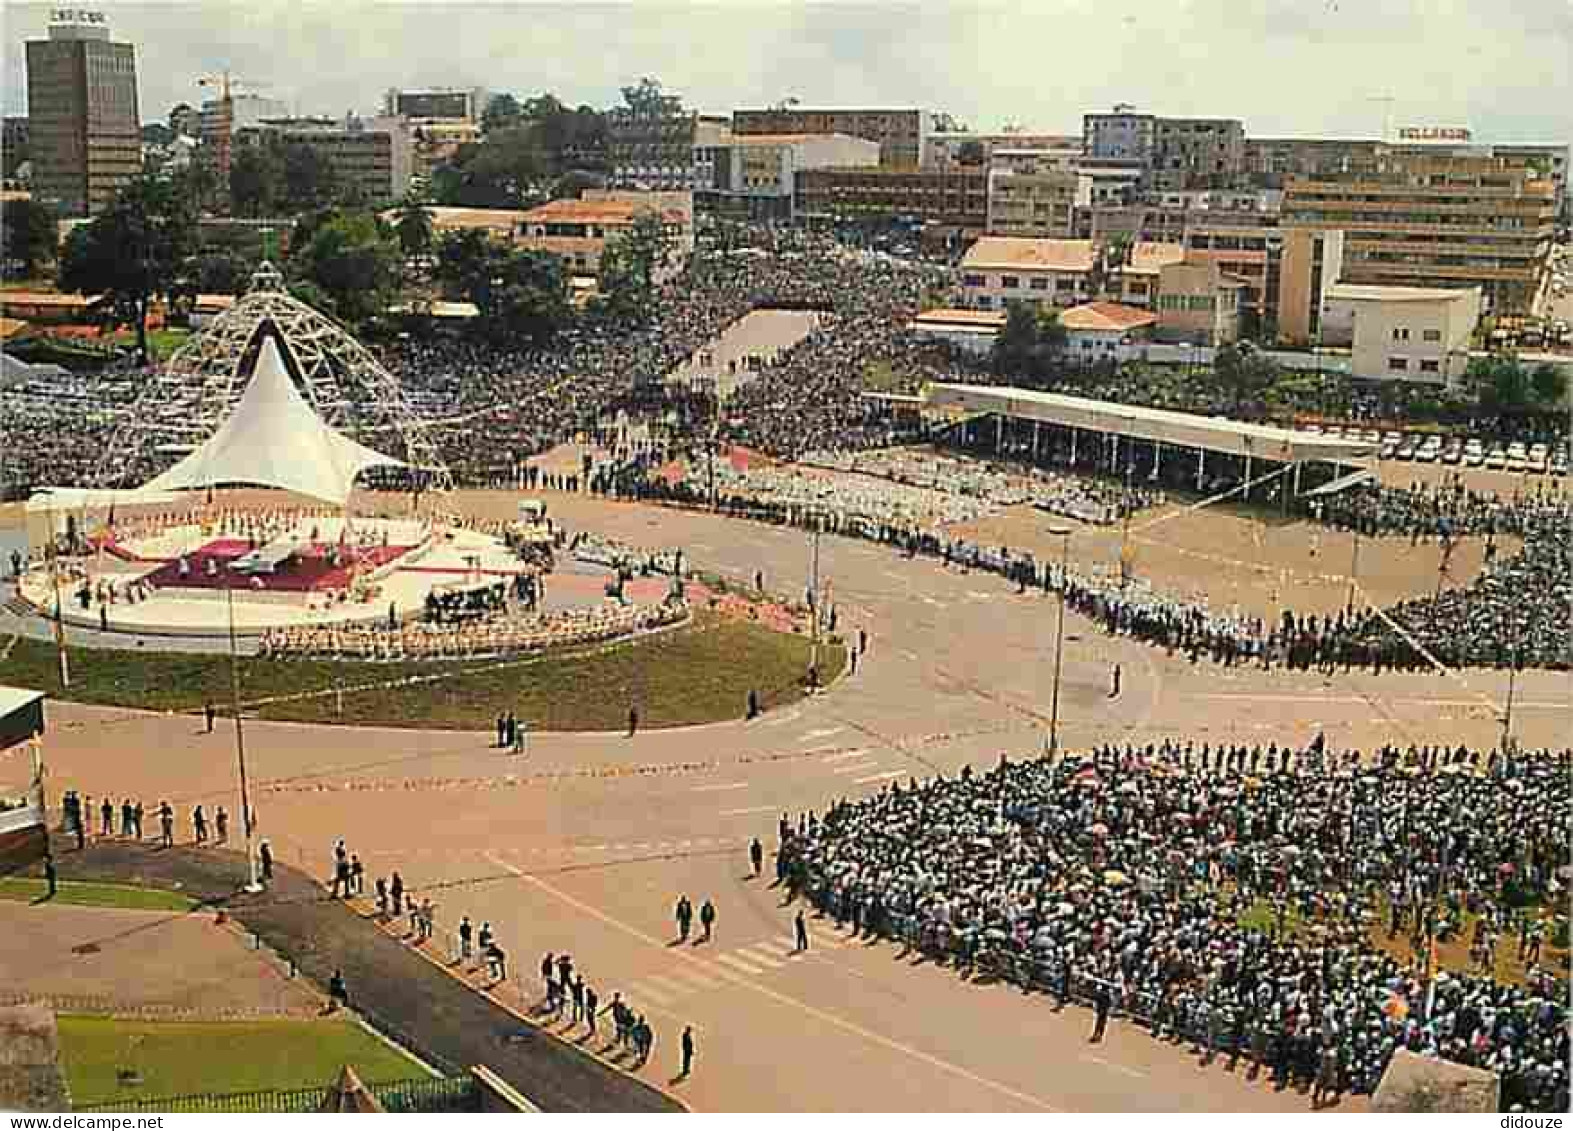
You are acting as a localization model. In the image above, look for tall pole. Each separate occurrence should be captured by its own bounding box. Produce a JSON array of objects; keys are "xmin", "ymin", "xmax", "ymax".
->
[
  {"xmin": 47, "ymin": 540, "xmax": 70, "ymax": 688},
  {"xmin": 226, "ymin": 577, "xmax": 261, "ymax": 892},
  {"xmin": 1047, "ymin": 529, "xmax": 1070, "ymax": 756},
  {"xmin": 809, "ymin": 520, "xmax": 821, "ymax": 686},
  {"xmin": 1345, "ymin": 524, "xmax": 1362, "ymax": 614}
]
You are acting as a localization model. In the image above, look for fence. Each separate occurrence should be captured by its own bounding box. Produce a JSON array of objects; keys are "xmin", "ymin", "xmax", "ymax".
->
[{"xmin": 77, "ymin": 1073, "xmax": 478, "ymax": 1113}]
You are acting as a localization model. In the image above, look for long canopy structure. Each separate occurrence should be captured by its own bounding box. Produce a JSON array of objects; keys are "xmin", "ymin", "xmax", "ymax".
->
[
  {"xmin": 145, "ymin": 335, "xmax": 404, "ymax": 506},
  {"xmin": 922, "ymin": 383, "xmax": 1378, "ymax": 464}
]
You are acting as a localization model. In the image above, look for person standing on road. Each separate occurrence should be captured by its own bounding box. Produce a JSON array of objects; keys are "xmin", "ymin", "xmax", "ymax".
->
[
  {"xmin": 99, "ymin": 798, "xmax": 113, "ymax": 837},
  {"xmin": 680, "ymin": 1025, "xmax": 695, "ymax": 1079},
  {"xmin": 259, "ymin": 839, "xmax": 274, "ymax": 883},
  {"xmin": 193, "ymin": 805, "xmax": 208, "ymax": 845},
  {"xmin": 795, "ymin": 908, "xmax": 809, "ymax": 952},
  {"xmin": 1091, "ymin": 980, "xmax": 1112, "ymax": 1043},
  {"xmin": 541, "ymin": 952, "xmax": 554, "ymax": 995},
  {"xmin": 1109, "ymin": 663, "xmax": 1122, "ymax": 698},
  {"xmin": 158, "ymin": 801, "xmax": 173, "ymax": 848},
  {"xmin": 699, "ymin": 899, "xmax": 716, "ymax": 942},
  {"xmin": 584, "ymin": 985, "xmax": 599, "ymax": 1036},
  {"xmin": 571, "ymin": 974, "xmax": 585, "ymax": 1023},
  {"xmin": 204, "ymin": 702, "xmax": 216, "ymax": 733},
  {"xmin": 44, "ymin": 854, "xmax": 57, "ymax": 899},
  {"xmin": 675, "ymin": 895, "xmax": 693, "ymax": 942},
  {"xmin": 627, "ymin": 704, "xmax": 639, "ymax": 738},
  {"xmin": 749, "ymin": 838, "xmax": 764, "ymax": 878},
  {"xmin": 215, "ymin": 806, "xmax": 228, "ymax": 844},
  {"xmin": 459, "ymin": 916, "xmax": 474, "ymax": 962}
]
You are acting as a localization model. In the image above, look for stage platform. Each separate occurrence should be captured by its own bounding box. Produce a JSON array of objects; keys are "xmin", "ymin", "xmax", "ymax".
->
[{"xmin": 18, "ymin": 518, "xmax": 547, "ymax": 639}]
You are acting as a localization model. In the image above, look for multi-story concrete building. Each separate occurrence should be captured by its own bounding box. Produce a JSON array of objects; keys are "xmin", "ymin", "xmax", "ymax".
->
[
  {"xmin": 1243, "ymin": 137, "xmax": 1384, "ymax": 188},
  {"xmin": 382, "ymin": 87, "xmax": 485, "ymax": 122},
  {"xmin": 1154, "ymin": 260, "xmax": 1245, "ymax": 344},
  {"xmin": 1083, "ymin": 105, "xmax": 1244, "ymax": 190},
  {"xmin": 237, "ymin": 115, "xmax": 414, "ymax": 205},
  {"xmin": 733, "ymin": 108, "xmax": 929, "ymax": 168},
  {"xmin": 606, "ymin": 93, "xmax": 697, "ymax": 190},
  {"xmin": 2, "ymin": 117, "xmax": 29, "ymax": 180},
  {"xmin": 986, "ymin": 163, "xmax": 1078, "ymax": 237},
  {"xmin": 517, "ymin": 190, "xmax": 694, "ymax": 278},
  {"xmin": 1275, "ymin": 228, "xmax": 1346, "ymax": 346},
  {"xmin": 707, "ymin": 133, "xmax": 879, "ymax": 218},
  {"xmin": 959, "ymin": 237, "xmax": 1098, "ymax": 310},
  {"xmin": 1319, "ymin": 283, "xmax": 1481, "ymax": 386},
  {"xmin": 198, "ymin": 92, "xmax": 288, "ymax": 150},
  {"xmin": 1282, "ymin": 151, "xmax": 1558, "ymax": 315},
  {"xmin": 925, "ymin": 132, "xmax": 1080, "ymax": 170},
  {"xmin": 24, "ymin": 9, "xmax": 140, "ymax": 216},
  {"xmin": 793, "ymin": 166, "xmax": 987, "ymax": 235},
  {"xmin": 1150, "ymin": 116, "xmax": 1246, "ymax": 191}
]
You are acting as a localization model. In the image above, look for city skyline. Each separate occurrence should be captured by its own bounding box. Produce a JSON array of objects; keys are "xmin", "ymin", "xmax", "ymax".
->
[{"xmin": 5, "ymin": 0, "xmax": 1572, "ymax": 144}]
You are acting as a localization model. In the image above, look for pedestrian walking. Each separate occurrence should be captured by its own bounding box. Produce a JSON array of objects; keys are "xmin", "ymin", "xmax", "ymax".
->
[
  {"xmin": 328, "ymin": 969, "xmax": 349, "ymax": 1011},
  {"xmin": 259, "ymin": 839, "xmax": 274, "ymax": 883},
  {"xmin": 133, "ymin": 800, "xmax": 144, "ymax": 839},
  {"xmin": 680, "ymin": 1025, "xmax": 695, "ymax": 1079},
  {"xmin": 193, "ymin": 804, "xmax": 208, "ymax": 845},
  {"xmin": 858, "ymin": 627, "xmax": 868, "ymax": 656},
  {"xmin": 204, "ymin": 702, "xmax": 215, "ymax": 733},
  {"xmin": 675, "ymin": 895, "xmax": 693, "ymax": 941},
  {"xmin": 390, "ymin": 871, "xmax": 404, "ymax": 915},
  {"xmin": 571, "ymin": 975, "xmax": 585, "ymax": 1023},
  {"xmin": 459, "ymin": 916, "xmax": 474, "ymax": 961},
  {"xmin": 541, "ymin": 952, "xmax": 554, "ymax": 994},
  {"xmin": 375, "ymin": 876, "xmax": 389, "ymax": 916},
  {"xmin": 99, "ymin": 797, "xmax": 113, "ymax": 837},
  {"xmin": 119, "ymin": 798, "xmax": 133, "ymax": 838},
  {"xmin": 495, "ymin": 713, "xmax": 506, "ymax": 748},
  {"xmin": 584, "ymin": 985, "xmax": 599, "ymax": 1035},
  {"xmin": 627, "ymin": 704, "xmax": 639, "ymax": 737},
  {"xmin": 486, "ymin": 942, "xmax": 507, "ymax": 981},
  {"xmin": 513, "ymin": 717, "xmax": 527, "ymax": 756},
  {"xmin": 214, "ymin": 806, "xmax": 228, "ymax": 844},
  {"xmin": 795, "ymin": 908, "xmax": 809, "ymax": 952},
  {"xmin": 749, "ymin": 837, "xmax": 763, "ymax": 878},
  {"xmin": 158, "ymin": 801, "xmax": 173, "ymax": 849},
  {"xmin": 44, "ymin": 854, "xmax": 57, "ymax": 899},
  {"xmin": 699, "ymin": 898, "xmax": 716, "ymax": 942},
  {"xmin": 1109, "ymin": 663, "xmax": 1122, "ymax": 698},
  {"xmin": 350, "ymin": 854, "xmax": 364, "ymax": 895}
]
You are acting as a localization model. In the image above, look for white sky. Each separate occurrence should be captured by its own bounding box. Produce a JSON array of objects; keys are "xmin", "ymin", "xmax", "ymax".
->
[{"xmin": 4, "ymin": 0, "xmax": 1571, "ymax": 144}]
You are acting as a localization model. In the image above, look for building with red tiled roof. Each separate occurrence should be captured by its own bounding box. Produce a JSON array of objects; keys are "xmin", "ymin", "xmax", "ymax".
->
[
  {"xmin": 516, "ymin": 191, "xmax": 694, "ymax": 279},
  {"xmin": 1058, "ymin": 301, "xmax": 1158, "ymax": 364}
]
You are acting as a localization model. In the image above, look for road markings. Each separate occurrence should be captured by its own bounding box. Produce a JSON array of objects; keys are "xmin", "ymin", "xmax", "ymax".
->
[
  {"xmin": 718, "ymin": 805, "xmax": 775, "ymax": 817},
  {"xmin": 822, "ymin": 749, "xmax": 872, "ymax": 763},
  {"xmin": 485, "ymin": 854, "xmax": 1062, "ymax": 1112},
  {"xmin": 831, "ymin": 761, "xmax": 880, "ymax": 775},
  {"xmin": 736, "ymin": 944, "xmax": 785, "ymax": 969},
  {"xmin": 1082, "ymin": 1054, "xmax": 1148, "ymax": 1080},
  {"xmin": 853, "ymin": 770, "xmax": 904, "ymax": 785},
  {"xmin": 713, "ymin": 951, "xmax": 767, "ymax": 976},
  {"xmin": 691, "ymin": 782, "xmax": 748, "ymax": 793},
  {"xmin": 801, "ymin": 726, "xmax": 845, "ymax": 741}
]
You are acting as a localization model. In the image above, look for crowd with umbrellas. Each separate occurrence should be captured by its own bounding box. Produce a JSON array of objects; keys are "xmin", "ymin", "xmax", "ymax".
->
[{"xmin": 779, "ymin": 739, "xmax": 1569, "ymax": 1109}]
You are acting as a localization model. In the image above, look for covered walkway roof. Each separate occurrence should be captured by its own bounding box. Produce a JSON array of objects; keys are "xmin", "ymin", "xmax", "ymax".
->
[{"xmin": 922, "ymin": 383, "xmax": 1377, "ymax": 463}]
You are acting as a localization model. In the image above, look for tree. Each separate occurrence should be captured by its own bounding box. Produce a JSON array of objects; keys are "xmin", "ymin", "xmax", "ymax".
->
[
  {"xmin": 1530, "ymin": 362, "xmax": 1567, "ymax": 407},
  {"xmin": 1037, "ymin": 308, "xmax": 1068, "ymax": 357},
  {"xmin": 992, "ymin": 301, "xmax": 1041, "ymax": 376},
  {"xmin": 57, "ymin": 174, "xmax": 196, "ymax": 362},
  {"xmin": 1213, "ymin": 341, "xmax": 1278, "ymax": 409},
  {"xmin": 229, "ymin": 145, "xmax": 284, "ymax": 217},
  {"xmin": 1470, "ymin": 355, "xmax": 1532, "ymax": 422},
  {"xmin": 293, "ymin": 210, "xmax": 399, "ymax": 326},
  {"xmin": 282, "ymin": 143, "xmax": 338, "ymax": 212},
  {"xmin": 393, "ymin": 197, "xmax": 434, "ymax": 259},
  {"xmin": 481, "ymin": 92, "xmax": 523, "ymax": 135},
  {"xmin": 596, "ymin": 209, "xmax": 673, "ymax": 321},
  {"xmin": 140, "ymin": 122, "xmax": 174, "ymax": 147},
  {"xmin": 1, "ymin": 198, "xmax": 58, "ymax": 277},
  {"xmin": 433, "ymin": 228, "xmax": 567, "ymax": 341}
]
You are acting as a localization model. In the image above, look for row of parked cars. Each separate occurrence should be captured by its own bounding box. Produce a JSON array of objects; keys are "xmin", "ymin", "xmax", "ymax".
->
[{"xmin": 1303, "ymin": 423, "xmax": 1570, "ymax": 477}]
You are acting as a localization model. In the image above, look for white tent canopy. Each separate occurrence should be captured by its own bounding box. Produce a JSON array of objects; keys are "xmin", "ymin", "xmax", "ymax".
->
[{"xmin": 145, "ymin": 335, "xmax": 403, "ymax": 506}]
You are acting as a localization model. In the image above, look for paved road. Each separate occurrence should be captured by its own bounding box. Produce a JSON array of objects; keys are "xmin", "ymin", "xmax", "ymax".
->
[
  {"xmin": 24, "ymin": 493, "xmax": 1568, "ymax": 1111},
  {"xmin": 51, "ymin": 842, "xmax": 682, "ymax": 1113}
]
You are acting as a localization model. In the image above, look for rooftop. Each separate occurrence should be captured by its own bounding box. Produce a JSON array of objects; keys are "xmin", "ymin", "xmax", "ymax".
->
[
  {"xmin": 962, "ymin": 237, "xmax": 1096, "ymax": 273},
  {"xmin": 911, "ymin": 308, "xmax": 1009, "ymax": 328},
  {"xmin": 1325, "ymin": 283, "xmax": 1481, "ymax": 304},
  {"xmin": 520, "ymin": 199, "xmax": 686, "ymax": 225},
  {"xmin": 1058, "ymin": 302, "xmax": 1158, "ymax": 332},
  {"xmin": 1123, "ymin": 241, "xmax": 1188, "ymax": 274}
]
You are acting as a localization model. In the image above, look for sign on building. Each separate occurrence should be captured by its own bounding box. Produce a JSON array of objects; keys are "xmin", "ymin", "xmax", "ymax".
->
[{"xmin": 1396, "ymin": 126, "xmax": 1473, "ymax": 143}]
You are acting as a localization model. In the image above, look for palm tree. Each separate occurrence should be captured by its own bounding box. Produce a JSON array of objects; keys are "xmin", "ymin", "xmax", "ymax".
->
[{"xmin": 394, "ymin": 197, "xmax": 434, "ymax": 260}]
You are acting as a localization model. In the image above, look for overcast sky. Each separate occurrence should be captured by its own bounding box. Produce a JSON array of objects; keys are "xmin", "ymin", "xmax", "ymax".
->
[{"xmin": 5, "ymin": 0, "xmax": 1571, "ymax": 143}]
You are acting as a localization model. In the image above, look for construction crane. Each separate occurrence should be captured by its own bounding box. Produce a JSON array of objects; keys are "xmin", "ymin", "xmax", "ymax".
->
[{"xmin": 196, "ymin": 72, "xmax": 271, "ymax": 182}]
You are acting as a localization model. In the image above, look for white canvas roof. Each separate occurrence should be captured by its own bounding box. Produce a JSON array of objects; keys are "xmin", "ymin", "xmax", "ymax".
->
[
  {"xmin": 923, "ymin": 383, "xmax": 1378, "ymax": 463},
  {"xmin": 146, "ymin": 336, "xmax": 403, "ymax": 506},
  {"xmin": 24, "ymin": 486, "xmax": 182, "ymax": 511}
]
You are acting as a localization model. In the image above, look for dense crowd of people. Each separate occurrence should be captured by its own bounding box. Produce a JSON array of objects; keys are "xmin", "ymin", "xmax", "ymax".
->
[{"xmin": 779, "ymin": 739, "xmax": 1570, "ymax": 1110}]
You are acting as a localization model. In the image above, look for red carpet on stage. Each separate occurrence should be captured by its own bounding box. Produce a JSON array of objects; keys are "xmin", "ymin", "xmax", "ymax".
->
[{"xmin": 138, "ymin": 539, "xmax": 412, "ymax": 593}]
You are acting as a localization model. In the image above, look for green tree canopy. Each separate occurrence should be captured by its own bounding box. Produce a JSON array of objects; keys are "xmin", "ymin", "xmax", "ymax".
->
[
  {"xmin": 229, "ymin": 144, "xmax": 284, "ymax": 217},
  {"xmin": 57, "ymin": 174, "xmax": 196, "ymax": 362},
  {"xmin": 433, "ymin": 228, "xmax": 568, "ymax": 342},
  {"xmin": 481, "ymin": 92, "xmax": 523, "ymax": 135},
  {"xmin": 991, "ymin": 300, "xmax": 1041, "ymax": 377},
  {"xmin": 282, "ymin": 143, "xmax": 339, "ymax": 212},
  {"xmin": 1529, "ymin": 362, "xmax": 1568, "ymax": 407},
  {"xmin": 292, "ymin": 210, "xmax": 399, "ymax": 326},
  {"xmin": 393, "ymin": 197, "xmax": 435, "ymax": 260},
  {"xmin": 595, "ymin": 210, "xmax": 674, "ymax": 322}
]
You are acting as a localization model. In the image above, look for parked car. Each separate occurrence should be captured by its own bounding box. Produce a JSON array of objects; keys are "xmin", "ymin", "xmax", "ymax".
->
[{"xmin": 1441, "ymin": 439, "xmax": 1463, "ymax": 465}]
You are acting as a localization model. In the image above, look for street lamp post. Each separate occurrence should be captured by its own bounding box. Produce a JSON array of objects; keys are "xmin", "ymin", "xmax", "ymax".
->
[
  {"xmin": 1046, "ymin": 526, "xmax": 1072, "ymax": 757},
  {"xmin": 225, "ymin": 574, "xmax": 262, "ymax": 893}
]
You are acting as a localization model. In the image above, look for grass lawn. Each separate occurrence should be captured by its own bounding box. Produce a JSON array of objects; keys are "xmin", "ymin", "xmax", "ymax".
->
[
  {"xmin": 57, "ymin": 1016, "xmax": 426, "ymax": 1106},
  {"xmin": 0, "ymin": 877, "xmax": 196, "ymax": 913},
  {"xmin": 5, "ymin": 611, "xmax": 844, "ymax": 731}
]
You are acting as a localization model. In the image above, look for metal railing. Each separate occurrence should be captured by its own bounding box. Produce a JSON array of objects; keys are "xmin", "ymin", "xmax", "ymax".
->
[{"xmin": 76, "ymin": 1074, "xmax": 478, "ymax": 1113}]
